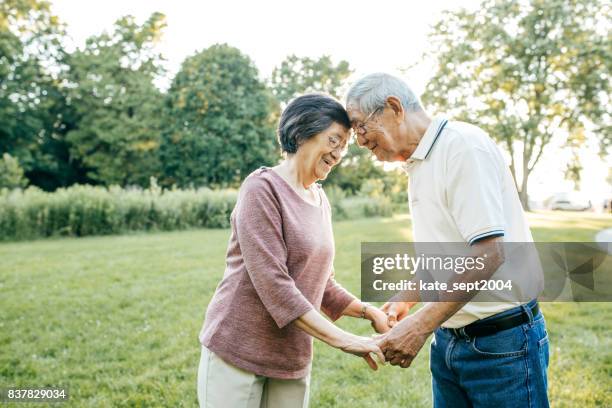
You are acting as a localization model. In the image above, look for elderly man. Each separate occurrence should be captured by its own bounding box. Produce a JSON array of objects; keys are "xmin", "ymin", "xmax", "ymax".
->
[{"xmin": 345, "ymin": 73, "xmax": 549, "ymax": 408}]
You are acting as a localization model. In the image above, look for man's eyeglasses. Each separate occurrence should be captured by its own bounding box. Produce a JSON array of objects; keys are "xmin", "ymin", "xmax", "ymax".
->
[{"xmin": 352, "ymin": 107, "xmax": 383, "ymax": 137}]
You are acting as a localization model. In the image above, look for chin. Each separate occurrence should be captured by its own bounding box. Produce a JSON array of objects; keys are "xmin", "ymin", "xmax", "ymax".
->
[
  {"xmin": 373, "ymin": 148, "xmax": 388, "ymax": 162},
  {"xmin": 374, "ymin": 148, "xmax": 397, "ymax": 163},
  {"xmin": 315, "ymin": 161, "xmax": 333, "ymax": 180},
  {"xmin": 315, "ymin": 169, "xmax": 330, "ymax": 180}
]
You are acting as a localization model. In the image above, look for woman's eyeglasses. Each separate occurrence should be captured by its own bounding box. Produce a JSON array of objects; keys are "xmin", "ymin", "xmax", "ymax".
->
[{"xmin": 328, "ymin": 135, "xmax": 349, "ymax": 156}]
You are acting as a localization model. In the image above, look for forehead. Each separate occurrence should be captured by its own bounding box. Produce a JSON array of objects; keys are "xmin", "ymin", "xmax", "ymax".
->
[
  {"xmin": 326, "ymin": 122, "xmax": 350, "ymax": 138},
  {"xmin": 346, "ymin": 103, "xmax": 366, "ymax": 122}
]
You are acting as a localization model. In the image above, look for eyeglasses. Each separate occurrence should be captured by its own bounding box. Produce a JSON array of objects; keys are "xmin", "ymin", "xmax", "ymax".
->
[
  {"xmin": 328, "ymin": 134, "xmax": 349, "ymax": 156},
  {"xmin": 352, "ymin": 107, "xmax": 383, "ymax": 137}
]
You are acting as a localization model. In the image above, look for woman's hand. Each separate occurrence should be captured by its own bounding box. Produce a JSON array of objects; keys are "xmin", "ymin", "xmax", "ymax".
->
[
  {"xmin": 381, "ymin": 301, "xmax": 418, "ymax": 327},
  {"xmin": 366, "ymin": 305, "xmax": 393, "ymax": 334},
  {"xmin": 336, "ymin": 333, "xmax": 386, "ymax": 370},
  {"xmin": 293, "ymin": 309, "xmax": 385, "ymax": 370}
]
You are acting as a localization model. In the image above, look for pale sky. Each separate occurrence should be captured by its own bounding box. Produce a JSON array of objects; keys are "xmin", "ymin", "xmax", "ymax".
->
[
  {"xmin": 49, "ymin": 0, "xmax": 611, "ymax": 203},
  {"xmin": 51, "ymin": 0, "xmax": 481, "ymax": 90}
]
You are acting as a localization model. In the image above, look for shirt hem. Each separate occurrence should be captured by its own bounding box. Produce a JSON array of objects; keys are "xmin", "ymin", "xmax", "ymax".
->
[{"xmin": 201, "ymin": 338, "xmax": 312, "ymax": 380}]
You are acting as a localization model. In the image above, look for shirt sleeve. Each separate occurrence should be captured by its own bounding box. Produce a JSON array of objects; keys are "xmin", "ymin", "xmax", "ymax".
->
[
  {"xmin": 235, "ymin": 176, "xmax": 314, "ymax": 329},
  {"xmin": 321, "ymin": 270, "xmax": 356, "ymax": 322},
  {"xmin": 446, "ymin": 145, "xmax": 506, "ymax": 245}
]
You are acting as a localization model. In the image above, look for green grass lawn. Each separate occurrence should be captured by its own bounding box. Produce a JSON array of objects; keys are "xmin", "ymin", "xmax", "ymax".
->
[{"xmin": 0, "ymin": 211, "xmax": 610, "ymax": 407}]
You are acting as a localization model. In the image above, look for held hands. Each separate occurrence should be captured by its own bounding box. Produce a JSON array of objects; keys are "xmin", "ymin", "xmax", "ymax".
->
[
  {"xmin": 354, "ymin": 301, "xmax": 437, "ymax": 370},
  {"xmin": 337, "ymin": 302, "xmax": 419, "ymax": 370},
  {"xmin": 375, "ymin": 313, "xmax": 432, "ymax": 368},
  {"xmin": 332, "ymin": 303, "xmax": 389, "ymax": 370}
]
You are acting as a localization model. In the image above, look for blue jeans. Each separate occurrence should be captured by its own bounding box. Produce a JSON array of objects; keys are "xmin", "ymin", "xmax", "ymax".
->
[{"xmin": 431, "ymin": 301, "xmax": 550, "ymax": 408}]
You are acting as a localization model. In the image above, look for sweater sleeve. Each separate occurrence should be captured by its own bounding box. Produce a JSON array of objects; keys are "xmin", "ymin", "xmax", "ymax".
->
[
  {"xmin": 321, "ymin": 269, "xmax": 356, "ymax": 322},
  {"xmin": 235, "ymin": 176, "xmax": 314, "ymax": 329}
]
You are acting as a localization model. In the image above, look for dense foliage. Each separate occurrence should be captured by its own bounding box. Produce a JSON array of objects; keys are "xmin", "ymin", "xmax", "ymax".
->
[{"xmin": 160, "ymin": 44, "xmax": 278, "ymax": 188}]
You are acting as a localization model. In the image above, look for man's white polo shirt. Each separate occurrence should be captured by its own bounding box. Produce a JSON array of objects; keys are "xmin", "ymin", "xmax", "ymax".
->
[{"xmin": 403, "ymin": 116, "xmax": 534, "ymax": 328}]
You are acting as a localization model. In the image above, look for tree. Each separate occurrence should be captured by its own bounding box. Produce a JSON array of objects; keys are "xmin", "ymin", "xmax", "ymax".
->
[
  {"xmin": 0, "ymin": 153, "xmax": 27, "ymax": 188},
  {"xmin": 563, "ymin": 128, "xmax": 586, "ymax": 190},
  {"xmin": 0, "ymin": 0, "xmax": 77, "ymax": 190},
  {"xmin": 422, "ymin": 0, "xmax": 611, "ymax": 209},
  {"xmin": 269, "ymin": 55, "xmax": 351, "ymax": 103},
  {"xmin": 160, "ymin": 44, "xmax": 278, "ymax": 187},
  {"xmin": 63, "ymin": 13, "xmax": 167, "ymax": 187}
]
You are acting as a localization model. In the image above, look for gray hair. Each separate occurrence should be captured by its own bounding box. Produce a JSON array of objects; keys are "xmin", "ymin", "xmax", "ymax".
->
[
  {"xmin": 345, "ymin": 73, "xmax": 423, "ymax": 115},
  {"xmin": 277, "ymin": 93, "xmax": 350, "ymax": 154}
]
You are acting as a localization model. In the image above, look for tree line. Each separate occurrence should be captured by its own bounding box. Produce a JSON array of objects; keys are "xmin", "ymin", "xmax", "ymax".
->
[
  {"xmin": 1, "ymin": 1, "xmax": 375, "ymax": 191},
  {"xmin": 1, "ymin": 0, "xmax": 609, "ymax": 210}
]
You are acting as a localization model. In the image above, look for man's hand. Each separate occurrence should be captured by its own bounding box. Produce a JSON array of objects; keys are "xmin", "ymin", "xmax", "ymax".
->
[
  {"xmin": 366, "ymin": 305, "xmax": 392, "ymax": 334},
  {"xmin": 376, "ymin": 313, "xmax": 433, "ymax": 368},
  {"xmin": 381, "ymin": 301, "xmax": 417, "ymax": 327}
]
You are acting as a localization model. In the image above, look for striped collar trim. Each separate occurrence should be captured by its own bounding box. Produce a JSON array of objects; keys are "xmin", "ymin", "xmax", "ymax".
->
[{"xmin": 410, "ymin": 117, "xmax": 448, "ymax": 161}]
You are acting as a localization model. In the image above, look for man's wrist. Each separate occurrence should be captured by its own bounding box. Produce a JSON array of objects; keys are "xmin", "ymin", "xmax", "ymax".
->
[
  {"xmin": 417, "ymin": 302, "xmax": 465, "ymax": 334},
  {"xmin": 418, "ymin": 315, "xmax": 438, "ymax": 335}
]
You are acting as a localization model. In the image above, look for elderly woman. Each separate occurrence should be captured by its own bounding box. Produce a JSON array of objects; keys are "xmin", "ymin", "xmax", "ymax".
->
[{"xmin": 197, "ymin": 94, "xmax": 388, "ymax": 408}]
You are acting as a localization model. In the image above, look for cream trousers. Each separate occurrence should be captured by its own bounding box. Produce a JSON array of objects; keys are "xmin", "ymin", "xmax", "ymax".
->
[{"xmin": 197, "ymin": 346, "xmax": 311, "ymax": 408}]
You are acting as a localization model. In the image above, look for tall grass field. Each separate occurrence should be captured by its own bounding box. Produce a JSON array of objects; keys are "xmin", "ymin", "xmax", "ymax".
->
[
  {"xmin": 0, "ymin": 211, "xmax": 610, "ymax": 407},
  {"xmin": 0, "ymin": 184, "xmax": 393, "ymax": 241}
]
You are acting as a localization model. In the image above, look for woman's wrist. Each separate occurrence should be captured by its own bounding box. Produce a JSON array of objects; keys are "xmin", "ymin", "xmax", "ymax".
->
[
  {"xmin": 360, "ymin": 302, "xmax": 371, "ymax": 319},
  {"xmin": 340, "ymin": 300, "xmax": 376, "ymax": 319},
  {"xmin": 364, "ymin": 303, "xmax": 383, "ymax": 322},
  {"xmin": 328, "ymin": 329, "xmax": 355, "ymax": 349}
]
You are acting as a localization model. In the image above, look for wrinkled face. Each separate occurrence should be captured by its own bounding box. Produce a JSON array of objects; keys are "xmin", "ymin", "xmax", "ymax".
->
[
  {"xmin": 347, "ymin": 105, "xmax": 404, "ymax": 162},
  {"xmin": 295, "ymin": 122, "xmax": 349, "ymax": 181}
]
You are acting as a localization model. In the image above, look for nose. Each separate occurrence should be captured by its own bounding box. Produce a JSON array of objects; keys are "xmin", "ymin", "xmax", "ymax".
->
[
  {"xmin": 329, "ymin": 149, "xmax": 341, "ymax": 163},
  {"xmin": 356, "ymin": 134, "xmax": 368, "ymax": 147}
]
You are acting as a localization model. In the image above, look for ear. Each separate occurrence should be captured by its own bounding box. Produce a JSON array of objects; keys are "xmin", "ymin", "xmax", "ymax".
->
[{"xmin": 385, "ymin": 96, "xmax": 404, "ymax": 123}]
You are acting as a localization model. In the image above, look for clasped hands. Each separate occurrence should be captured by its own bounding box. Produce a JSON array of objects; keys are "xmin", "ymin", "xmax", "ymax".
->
[{"xmin": 340, "ymin": 301, "xmax": 430, "ymax": 370}]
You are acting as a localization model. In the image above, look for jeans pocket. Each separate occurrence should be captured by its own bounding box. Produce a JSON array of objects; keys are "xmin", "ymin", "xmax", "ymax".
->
[
  {"xmin": 538, "ymin": 329, "xmax": 550, "ymax": 369},
  {"xmin": 538, "ymin": 331, "xmax": 549, "ymax": 348},
  {"xmin": 470, "ymin": 326, "xmax": 528, "ymax": 357}
]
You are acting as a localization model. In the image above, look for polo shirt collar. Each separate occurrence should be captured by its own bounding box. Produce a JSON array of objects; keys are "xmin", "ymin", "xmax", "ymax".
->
[
  {"xmin": 411, "ymin": 116, "xmax": 448, "ymax": 161},
  {"xmin": 402, "ymin": 116, "xmax": 448, "ymax": 173}
]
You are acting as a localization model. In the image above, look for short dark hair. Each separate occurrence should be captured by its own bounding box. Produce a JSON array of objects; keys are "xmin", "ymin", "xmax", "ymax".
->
[{"xmin": 277, "ymin": 93, "xmax": 351, "ymax": 154}]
